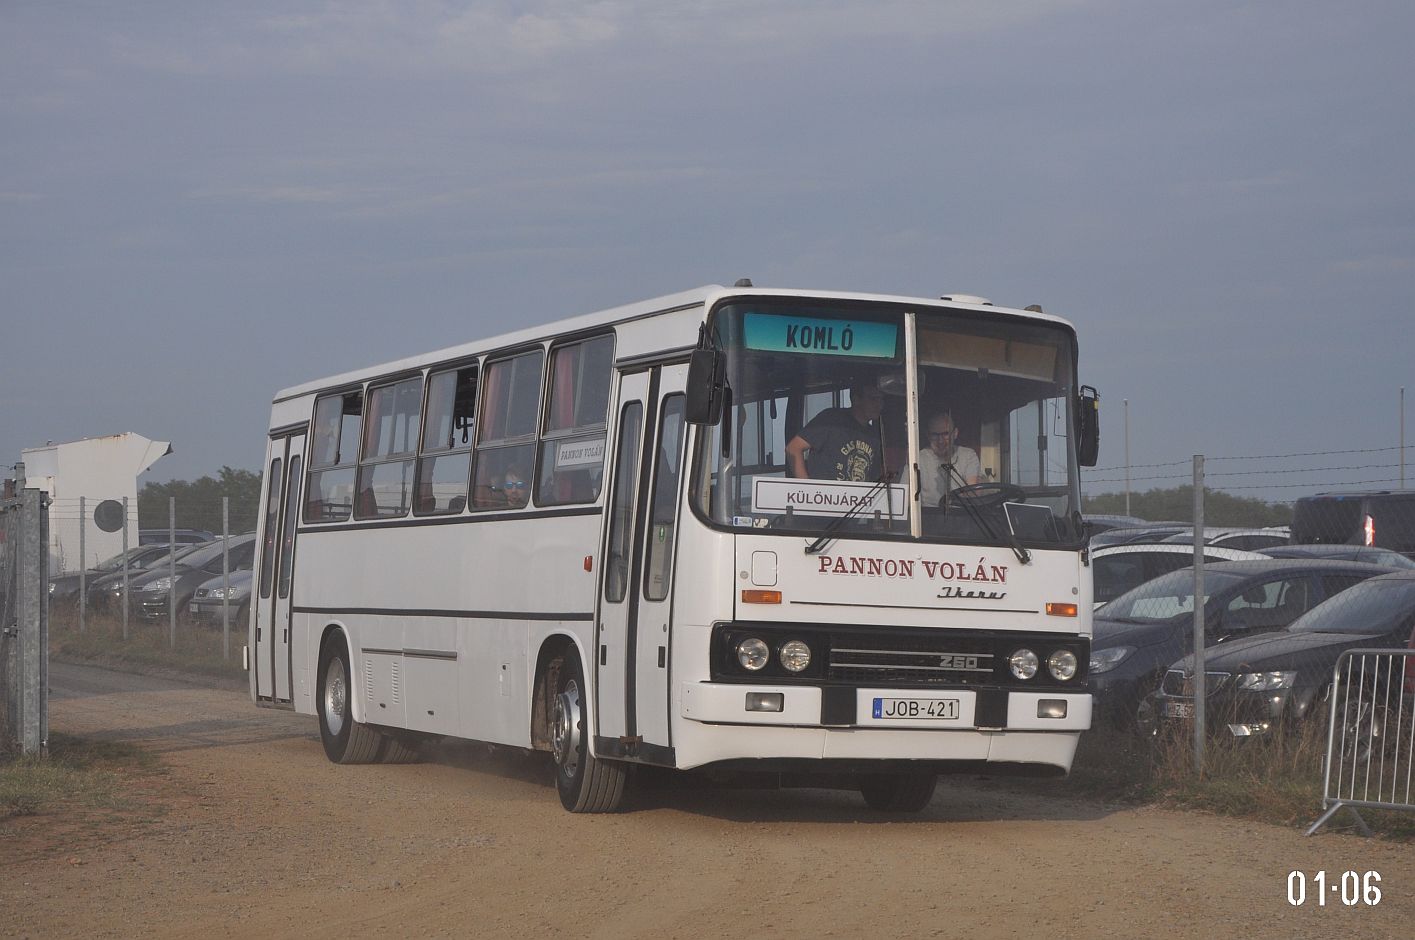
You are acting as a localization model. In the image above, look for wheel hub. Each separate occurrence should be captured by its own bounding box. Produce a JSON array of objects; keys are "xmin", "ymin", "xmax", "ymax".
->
[
  {"xmin": 551, "ymin": 679, "xmax": 582, "ymax": 777},
  {"xmin": 323, "ymin": 659, "xmax": 346, "ymax": 736}
]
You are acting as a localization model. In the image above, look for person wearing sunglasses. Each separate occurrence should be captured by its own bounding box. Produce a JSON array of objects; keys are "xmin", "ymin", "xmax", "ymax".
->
[
  {"xmin": 919, "ymin": 410, "xmax": 980, "ymax": 507},
  {"xmin": 499, "ymin": 466, "xmax": 531, "ymax": 508}
]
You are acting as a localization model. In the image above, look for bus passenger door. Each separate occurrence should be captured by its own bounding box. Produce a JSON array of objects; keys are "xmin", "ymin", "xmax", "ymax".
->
[
  {"xmin": 633, "ymin": 365, "xmax": 687, "ymax": 751},
  {"xmin": 596, "ymin": 373, "xmax": 649, "ymax": 741},
  {"xmin": 255, "ymin": 433, "xmax": 304, "ymax": 705}
]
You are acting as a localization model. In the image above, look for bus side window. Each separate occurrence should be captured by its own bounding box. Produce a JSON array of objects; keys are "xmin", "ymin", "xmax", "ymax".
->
[
  {"xmin": 605, "ymin": 401, "xmax": 643, "ymax": 604},
  {"xmin": 473, "ymin": 349, "xmax": 543, "ymax": 510},
  {"xmin": 537, "ymin": 334, "xmax": 614, "ymax": 507},
  {"xmin": 305, "ymin": 390, "xmax": 362, "ymax": 523},
  {"xmin": 415, "ymin": 365, "xmax": 476, "ymax": 515}
]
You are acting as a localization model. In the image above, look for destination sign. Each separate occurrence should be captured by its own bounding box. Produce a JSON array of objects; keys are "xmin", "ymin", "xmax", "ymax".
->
[{"xmin": 742, "ymin": 313, "xmax": 898, "ymax": 359}]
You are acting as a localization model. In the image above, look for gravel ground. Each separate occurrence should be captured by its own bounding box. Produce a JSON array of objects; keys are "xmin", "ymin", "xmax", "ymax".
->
[{"xmin": 2, "ymin": 661, "xmax": 1412, "ymax": 939}]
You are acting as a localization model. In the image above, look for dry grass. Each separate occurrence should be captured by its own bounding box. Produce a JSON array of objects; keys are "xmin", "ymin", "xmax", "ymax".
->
[
  {"xmin": 48, "ymin": 608, "xmax": 245, "ymax": 683},
  {"xmin": 1017, "ymin": 719, "xmax": 1415, "ymax": 839},
  {"xmin": 1, "ymin": 734, "xmax": 158, "ymax": 819}
]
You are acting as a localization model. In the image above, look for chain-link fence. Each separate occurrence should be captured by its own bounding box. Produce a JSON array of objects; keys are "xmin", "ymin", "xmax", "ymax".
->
[
  {"xmin": 45, "ymin": 493, "xmax": 253, "ymax": 660},
  {"xmin": 2, "ymin": 485, "xmax": 49, "ymax": 756},
  {"xmin": 1087, "ymin": 460, "xmax": 1415, "ymax": 834}
]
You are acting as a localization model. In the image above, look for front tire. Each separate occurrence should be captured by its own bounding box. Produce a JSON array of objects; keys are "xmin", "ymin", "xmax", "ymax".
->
[
  {"xmin": 860, "ymin": 772, "xmax": 937, "ymax": 812},
  {"xmin": 550, "ymin": 647, "xmax": 626, "ymax": 812},
  {"xmin": 317, "ymin": 634, "xmax": 385, "ymax": 764}
]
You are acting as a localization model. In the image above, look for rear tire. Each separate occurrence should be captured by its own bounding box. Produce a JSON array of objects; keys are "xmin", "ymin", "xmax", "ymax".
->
[
  {"xmin": 860, "ymin": 772, "xmax": 937, "ymax": 812},
  {"xmin": 317, "ymin": 634, "xmax": 385, "ymax": 764},
  {"xmin": 550, "ymin": 647, "xmax": 626, "ymax": 813}
]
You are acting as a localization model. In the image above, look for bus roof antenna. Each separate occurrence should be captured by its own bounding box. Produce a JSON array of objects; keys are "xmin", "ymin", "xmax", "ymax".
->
[{"xmin": 734, "ymin": 278, "xmax": 753, "ymax": 288}]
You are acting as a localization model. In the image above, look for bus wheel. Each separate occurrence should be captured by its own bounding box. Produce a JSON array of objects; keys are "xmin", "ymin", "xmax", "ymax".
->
[
  {"xmin": 550, "ymin": 649, "xmax": 626, "ymax": 813},
  {"xmin": 859, "ymin": 772, "xmax": 937, "ymax": 812},
  {"xmin": 317, "ymin": 635, "xmax": 384, "ymax": 764}
]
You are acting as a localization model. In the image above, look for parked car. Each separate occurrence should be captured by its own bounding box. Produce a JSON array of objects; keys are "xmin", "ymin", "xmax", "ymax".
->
[
  {"xmin": 1088, "ymin": 559, "xmax": 1397, "ymax": 725},
  {"xmin": 1087, "ymin": 523, "xmax": 1190, "ymax": 548},
  {"xmin": 188, "ymin": 569, "xmax": 253, "ymax": 627},
  {"xmin": 1159, "ymin": 527, "xmax": 1291, "ymax": 551},
  {"xmin": 1091, "ymin": 543, "xmax": 1266, "ymax": 609},
  {"xmin": 48, "ymin": 543, "xmax": 173, "ymax": 608},
  {"xmin": 139, "ymin": 527, "xmax": 215, "ymax": 546},
  {"xmin": 1261, "ymin": 543, "xmax": 1415, "ymax": 569},
  {"xmin": 87, "ymin": 540, "xmax": 215, "ymax": 612},
  {"xmin": 1150, "ymin": 571, "xmax": 1415, "ymax": 740},
  {"xmin": 124, "ymin": 535, "xmax": 256, "ymax": 621},
  {"xmin": 1290, "ymin": 490, "xmax": 1415, "ymax": 556},
  {"xmin": 1082, "ymin": 514, "xmax": 1149, "ymax": 539}
]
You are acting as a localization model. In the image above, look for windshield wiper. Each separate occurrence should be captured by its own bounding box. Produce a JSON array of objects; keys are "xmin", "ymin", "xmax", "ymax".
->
[
  {"xmin": 939, "ymin": 463, "xmax": 1031, "ymax": 564},
  {"xmin": 804, "ymin": 474, "xmax": 893, "ymax": 556}
]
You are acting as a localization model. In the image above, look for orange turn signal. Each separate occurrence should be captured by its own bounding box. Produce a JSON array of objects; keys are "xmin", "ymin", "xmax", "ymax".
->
[
  {"xmin": 741, "ymin": 590, "xmax": 782, "ymax": 604},
  {"xmin": 1045, "ymin": 602, "xmax": 1078, "ymax": 617}
]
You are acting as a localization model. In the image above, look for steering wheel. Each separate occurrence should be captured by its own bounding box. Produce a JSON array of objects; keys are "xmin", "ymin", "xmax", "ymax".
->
[{"xmin": 942, "ymin": 482, "xmax": 1026, "ymax": 511}]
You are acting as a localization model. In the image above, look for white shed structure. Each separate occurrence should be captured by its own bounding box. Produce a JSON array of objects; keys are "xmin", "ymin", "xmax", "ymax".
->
[{"xmin": 20, "ymin": 433, "xmax": 172, "ymax": 573}]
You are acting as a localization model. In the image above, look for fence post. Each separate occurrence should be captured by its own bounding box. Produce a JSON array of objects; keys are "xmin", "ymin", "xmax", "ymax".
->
[
  {"xmin": 121, "ymin": 496, "xmax": 130, "ymax": 641},
  {"xmin": 1192, "ymin": 455, "xmax": 1206, "ymax": 777},
  {"xmin": 169, "ymin": 496, "xmax": 176, "ymax": 648},
  {"xmin": 78, "ymin": 495, "xmax": 86, "ymax": 633},
  {"xmin": 222, "ymin": 497, "xmax": 230, "ymax": 661},
  {"xmin": 17, "ymin": 489, "xmax": 48, "ymax": 755}
]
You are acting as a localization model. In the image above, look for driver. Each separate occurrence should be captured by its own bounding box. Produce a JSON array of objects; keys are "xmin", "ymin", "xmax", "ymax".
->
[{"xmin": 919, "ymin": 410, "xmax": 980, "ymax": 506}]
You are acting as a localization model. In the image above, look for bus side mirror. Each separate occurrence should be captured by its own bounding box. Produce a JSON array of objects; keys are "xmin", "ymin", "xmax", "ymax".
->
[
  {"xmin": 685, "ymin": 348, "xmax": 726, "ymax": 425},
  {"xmin": 1076, "ymin": 385, "xmax": 1100, "ymax": 467}
]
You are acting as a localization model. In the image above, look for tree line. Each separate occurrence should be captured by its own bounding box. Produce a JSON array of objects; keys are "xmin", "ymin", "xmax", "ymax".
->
[
  {"xmin": 138, "ymin": 466, "xmax": 263, "ymax": 534},
  {"xmin": 1083, "ymin": 486, "xmax": 1292, "ymax": 527}
]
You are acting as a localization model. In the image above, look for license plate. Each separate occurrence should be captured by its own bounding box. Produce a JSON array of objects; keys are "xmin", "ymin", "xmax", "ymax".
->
[
  {"xmin": 1163, "ymin": 701, "xmax": 1195, "ymax": 719},
  {"xmin": 872, "ymin": 697, "xmax": 959, "ymax": 720}
]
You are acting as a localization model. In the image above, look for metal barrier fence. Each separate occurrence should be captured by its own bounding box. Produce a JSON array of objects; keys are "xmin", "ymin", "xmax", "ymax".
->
[
  {"xmin": 1306, "ymin": 649, "xmax": 1415, "ymax": 836},
  {"xmin": 1, "ymin": 488, "xmax": 49, "ymax": 756}
]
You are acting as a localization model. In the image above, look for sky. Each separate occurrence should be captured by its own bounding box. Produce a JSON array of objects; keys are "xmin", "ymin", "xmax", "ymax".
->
[{"xmin": 3, "ymin": 0, "xmax": 1413, "ymax": 503}]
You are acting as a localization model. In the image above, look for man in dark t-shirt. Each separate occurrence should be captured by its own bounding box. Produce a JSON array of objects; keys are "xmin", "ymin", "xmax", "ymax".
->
[{"xmin": 785, "ymin": 384, "xmax": 884, "ymax": 481}]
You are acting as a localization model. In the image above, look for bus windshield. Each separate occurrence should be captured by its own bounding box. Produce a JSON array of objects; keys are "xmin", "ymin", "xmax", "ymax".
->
[{"xmin": 692, "ymin": 300, "xmax": 1084, "ymax": 547}]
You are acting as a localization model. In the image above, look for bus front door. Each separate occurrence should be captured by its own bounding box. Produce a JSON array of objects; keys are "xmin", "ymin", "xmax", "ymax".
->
[
  {"xmin": 596, "ymin": 373, "xmax": 649, "ymax": 742},
  {"xmin": 254, "ymin": 433, "xmax": 304, "ymax": 706},
  {"xmin": 596, "ymin": 365, "xmax": 687, "ymax": 760}
]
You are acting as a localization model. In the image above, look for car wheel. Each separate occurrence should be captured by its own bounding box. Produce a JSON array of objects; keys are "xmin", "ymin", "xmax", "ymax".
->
[
  {"xmin": 550, "ymin": 647, "xmax": 626, "ymax": 813},
  {"xmin": 1337, "ymin": 697, "xmax": 1399, "ymax": 763},
  {"xmin": 317, "ymin": 633, "xmax": 385, "ymax": 764},
  {"xmin": 859, "ymin": 772, "xmax": 937, "ymax": 812}
]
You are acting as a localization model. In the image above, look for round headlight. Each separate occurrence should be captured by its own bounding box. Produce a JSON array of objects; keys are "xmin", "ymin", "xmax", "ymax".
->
[
  {"xmin": 736, "ymin": 637, "xmax": 770, "ymax": 671},
  {"xmin": 779, "ymin": 640, "xmax": 811, "ymax": 673},
  {"xmin": 1009, "ymin": 648, "xmax": 1039, "ymax": 680},
  {"xmin": 1047, "ymin": 650, "xmax": 1078, "ymax": 681}
]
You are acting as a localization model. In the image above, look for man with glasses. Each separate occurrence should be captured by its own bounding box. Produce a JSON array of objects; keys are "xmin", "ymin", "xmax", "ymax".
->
[
  {"xmin": 919, "ymin": 411, "xmax": 979, "ymax": 507},
  {"xmin": 498, "ymin": 465, "xmax": 531, "ymax": 508}
]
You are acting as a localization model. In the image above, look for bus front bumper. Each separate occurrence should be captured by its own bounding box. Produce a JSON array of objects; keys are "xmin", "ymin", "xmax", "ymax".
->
[{"xmin": 674, "ymin": 682, "xmax": 1091, "ymax": 772}]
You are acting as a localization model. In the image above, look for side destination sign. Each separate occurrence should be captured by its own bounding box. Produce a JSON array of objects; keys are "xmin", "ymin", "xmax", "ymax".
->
[{"xmin": 743, "ymin": 312, "xmax": 897, "ymax": 359}]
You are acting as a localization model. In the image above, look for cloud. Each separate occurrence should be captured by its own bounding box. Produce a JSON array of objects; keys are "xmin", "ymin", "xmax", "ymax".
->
[
  {"xmin": 100, "ymin": 0, "xmax": 1087, "ymax": 77},
  {"xmin": 1332, "ymin": 255, "xmax": 1415, "ymax": 274}
]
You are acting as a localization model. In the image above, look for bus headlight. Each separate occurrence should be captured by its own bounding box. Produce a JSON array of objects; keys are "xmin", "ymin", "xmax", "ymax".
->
[
  {"xmin": 736, "ymin": 638, "xmax": 770, "ymax": 671},
  {"xmin": 1009, "ymin": 649, "xmax": 1039, "ymax": 680},
  {"xmin": 779, "ymin": 640, "xmax": 811, "ymax": 673},
  {"xmin": 1047, "ymin": 650, "xmax": 1078, "ymax": 681}
]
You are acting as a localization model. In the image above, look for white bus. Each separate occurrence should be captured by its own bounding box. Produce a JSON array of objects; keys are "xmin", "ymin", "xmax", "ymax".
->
[{"xmin": 250, "ymin": 283, "xmax": 1101, "ymax": 812}]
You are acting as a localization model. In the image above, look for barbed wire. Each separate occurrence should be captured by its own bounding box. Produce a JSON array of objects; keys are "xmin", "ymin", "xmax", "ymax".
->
[{"xmin": 1091, "ymin": 444, "xmax": 1414, "ymax": 473}]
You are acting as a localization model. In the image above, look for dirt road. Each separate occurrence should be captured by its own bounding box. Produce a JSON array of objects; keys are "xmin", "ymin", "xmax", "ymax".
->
[{"xmin": 4, "ymin": 663, "xmax": 1412, "ymax": 938}]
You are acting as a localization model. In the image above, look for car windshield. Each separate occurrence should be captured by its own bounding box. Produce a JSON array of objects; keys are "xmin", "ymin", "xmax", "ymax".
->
[
  {"xmin": 1100, "ymin": 569, "xmax": 1246, "ymax": 622},
  {"xmin": 1288, "ymin": 578, "xmax": 1415, "ymax": 635},
  {"xmin": 692, "ymin": 300, "xmax": 1083, "ymax": 546},
  {"xmin": 172, "ymin": 538, "xmax": 239, "ymax": 569}
]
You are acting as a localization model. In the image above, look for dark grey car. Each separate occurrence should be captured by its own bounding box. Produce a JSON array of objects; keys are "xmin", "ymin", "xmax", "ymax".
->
[
  {"xmin": 1088, "ymin": 559, "xmax": 1397, "ymax": 726},
  {"xmin": 1151, "ymin": 571, "xmax": 1415, "ymax": 740},
  {"xmin": 126, "ymin": 535, "xmax": 257, "ymax": 621}
]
